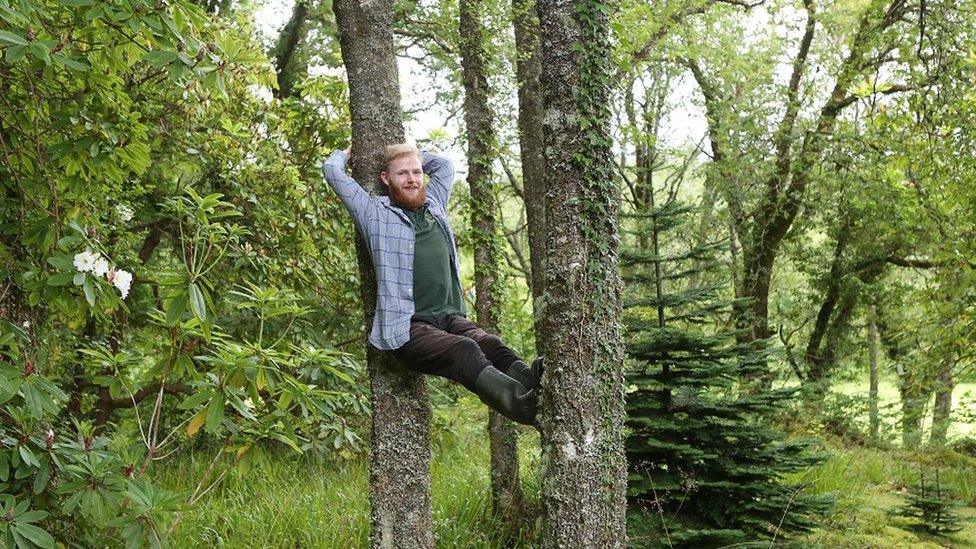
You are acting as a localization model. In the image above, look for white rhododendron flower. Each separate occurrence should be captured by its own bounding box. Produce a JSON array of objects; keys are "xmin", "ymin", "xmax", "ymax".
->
[
  {"xmin": 73, "ymin": 250, "xmax": 98, "ymax": 273},
  {"xmin": 116, "ymin": 203, "xmax": 134, "ymax": 222},
  {"xmin": 91, "ymin": 257, "xmax": 110, "ymax": 277},
  {"xmin": 108, "ymin": 269, "xmax": 133, "ymax": 299}
]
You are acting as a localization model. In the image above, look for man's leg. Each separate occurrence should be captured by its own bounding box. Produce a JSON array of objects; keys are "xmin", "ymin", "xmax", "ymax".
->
[
  {"xmin": 445, "ymin": 315, "xmax": 540, "ymax": 390},
  {"xmin": 390, "ymin": 318, "xmax": 538, "ymax": 425},
  {"xmin": 390, "ymin": 320, "xmax": 490, "ymax": 392},
  {"xmin": 444, "ymin": 315, "xmax": 521, "ymax": 373}
]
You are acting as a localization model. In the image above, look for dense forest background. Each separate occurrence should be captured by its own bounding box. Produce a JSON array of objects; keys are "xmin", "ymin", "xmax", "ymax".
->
[{"xmin": 1, "ymin": 0, "xmax": 974, "ymax": 547}]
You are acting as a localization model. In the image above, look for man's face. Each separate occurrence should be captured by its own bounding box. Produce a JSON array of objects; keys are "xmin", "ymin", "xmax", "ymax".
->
[{"xmin": 381, "ymin": 154, "xmax": 426, "ymax": 210}]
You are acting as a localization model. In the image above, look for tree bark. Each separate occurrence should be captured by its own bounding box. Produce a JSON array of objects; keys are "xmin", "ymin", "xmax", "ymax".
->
[
  {"xmin": 536, "ymin": 0, "xmax": 627, "ymax": 545},
  {"xmin": 459, "ymin": 0, "xmax": 523, "ymax": 521},
  {"xmin": 868, "ymin": 298, "xmax": 880, "ymax": 442},
  {"xmin": 929, "ymin": 359, "xmax": 954, "ymax": 447},
  {"xmin": 332, "ymin": 2, "xmax": 434, "ymax": 547},
  {"xmin": 512, "ymin": 0, "xmax": 547, "ymax": 346},
  {"xmin": 272, "ymin": 1, "xmax": 309, "ymax": 99}
]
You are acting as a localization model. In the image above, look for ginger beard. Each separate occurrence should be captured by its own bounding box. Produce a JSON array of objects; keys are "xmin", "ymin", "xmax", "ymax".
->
[
  {"xmin": 388, "ymin": 179, "xmax": 427, "ymax": 210},
  {"xmin": 382, "ymin": 154, "xmax": 427, "ymax": 211}
]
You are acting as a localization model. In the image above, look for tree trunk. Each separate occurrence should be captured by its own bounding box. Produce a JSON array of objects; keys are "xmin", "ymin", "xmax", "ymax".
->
[
  {"xmin": 332, "ymin": 2, "xmax": 434, "ymax": 547},
  {"xmin": 899, "ymin": 377, "xmax": 929, "ymax": 451},
  {"xmin": 868, "ymin": 298, "xmax": 879, "ymax": 442},
  {"xmin": 731, "ymin": 0, "xmax": 910, "ymax": 388},
  {"xmin": 929, "ymin": 360, "xmax": 954, "ymax": 447},
  {"xmin": 272, "ymin": 0, "xmax": 309, "ymax": 99},
  {"xmin": 536, "ymin": 0, "xmax": 627, "ymax": 545},
  {"xmin": 512, "ymin": 0, "xmax": 547, "ymax": 345},
  {"xmin": 460, "ymin": 0, "xmax": 523, "ymax": 521}
]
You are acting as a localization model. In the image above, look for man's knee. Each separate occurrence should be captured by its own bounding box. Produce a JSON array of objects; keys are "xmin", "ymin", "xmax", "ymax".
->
[
  {"xmin": 453, "ymin": 337, "xmax": 485, "ymax": 362},
  {"xmin": 478, "ymin": 333, "xmax": 504, "ymax": 353}
]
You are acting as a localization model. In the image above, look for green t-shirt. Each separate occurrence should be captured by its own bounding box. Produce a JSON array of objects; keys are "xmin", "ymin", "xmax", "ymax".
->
[{"xmin": 403, "ymin": 205, "xmax": 465, "ymax": 318}]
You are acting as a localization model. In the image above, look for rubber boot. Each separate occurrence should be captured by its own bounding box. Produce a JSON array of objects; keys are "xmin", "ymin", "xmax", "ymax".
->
[
  {"xmin": 531, "ymin": 356, "xmax": 544, "ymax": 388},
  {"xmin": 504, "ymin": 360, "xmax": 535, "ymax": 391},
  {"xmin": 504, "ymin": 357, "xmax": 544, "ymax": 392},
  {"xmin": 473, "ymin": 365, "xmax": 538, "ymax": 426}
]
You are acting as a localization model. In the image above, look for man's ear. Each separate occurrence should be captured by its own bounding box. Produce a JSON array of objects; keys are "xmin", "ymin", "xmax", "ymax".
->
[{"xmin": 379, "ymin": 171, "xmax": 389, "ymax": 187}]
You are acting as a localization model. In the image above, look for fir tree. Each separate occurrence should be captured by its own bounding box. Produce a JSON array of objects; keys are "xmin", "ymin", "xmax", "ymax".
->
[
  {"xmin": 896, "ymin": 467, "xmax": 964, "ymax": 536},
  {"xmin": 622, "ymin": 197, "xmax": 834, "ymax": 547}
]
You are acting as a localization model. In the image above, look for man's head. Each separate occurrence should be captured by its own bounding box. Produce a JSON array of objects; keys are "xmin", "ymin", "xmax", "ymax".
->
[{"xmin": 380, "ymin": 143, "xmax": 426, "ymax": 210}]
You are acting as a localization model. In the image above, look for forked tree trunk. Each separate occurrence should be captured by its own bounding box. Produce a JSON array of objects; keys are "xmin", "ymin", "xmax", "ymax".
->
[{"xmin": 332, "ymin": 2, "xmax": 433, "ymax": 546}]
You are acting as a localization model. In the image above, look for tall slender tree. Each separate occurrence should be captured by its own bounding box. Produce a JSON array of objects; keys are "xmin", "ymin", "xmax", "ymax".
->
[
  {"xmin": 536, "ymin": 0, "xmax": 628, "ymax": 544},
  {"xmin": 332, "ymin": 1, "xmax": 434, "ymax": 546},
  {"xmin": 511, "ymin": 0, "xmax": 546, "ymax": 338},
  {"xmin": 459, "ymin": 0, "xmax": 523, "ymax": 521}
]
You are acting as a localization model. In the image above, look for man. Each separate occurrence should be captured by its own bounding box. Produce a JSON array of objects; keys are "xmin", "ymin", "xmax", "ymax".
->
[{"xmin": 322, "ymin": 143, "xmax": 542, "ymax": 426}]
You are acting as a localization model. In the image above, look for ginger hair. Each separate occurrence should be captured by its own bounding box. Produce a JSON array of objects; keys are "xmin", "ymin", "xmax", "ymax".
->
[{"xmin": 383, "ymin": 143, "xmax": 421, "ymax": 169}]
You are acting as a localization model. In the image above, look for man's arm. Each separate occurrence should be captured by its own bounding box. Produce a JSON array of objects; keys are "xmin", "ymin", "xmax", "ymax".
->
[
  {"xmin": 322, "ymin": 150, "xmax": 373, "ymax": 232},
  {"xmin": 421, "ymin": 150, "xmax": 455, "ymax": 207}
]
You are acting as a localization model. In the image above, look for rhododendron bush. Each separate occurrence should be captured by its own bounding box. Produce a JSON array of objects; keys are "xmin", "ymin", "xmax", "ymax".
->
[{"xmin": 0, "ymin": 1, "xmax": 363, "ymax": 545}]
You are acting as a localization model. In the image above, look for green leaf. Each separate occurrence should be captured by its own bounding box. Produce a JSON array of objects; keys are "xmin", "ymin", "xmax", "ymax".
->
[
  {"xmin": 174, "ymin": 353, "xmax": 194, "ymax": 377},
  {"xmin": 83, "ymin": 279, "xmax": 95, "ymax": 306},
  {"xmin": 18, "ymin": 445, "xmax": 38, "ymax": 468},
  {"xmin": 46, "ymin": 272, "xmax": 75, "ymax": 286},
  {"xmin": 73, "ymin": 272, "xmax": 86, "ymax": 286},
  {"xmin": 46, "ymin": 255, "xmax": 74, "ymax": 270},
  {"xmin": 165, "ymin": 291, "xmax": 188, "ymax": 325},
  {"xmin": 60, "ymin": 0, "xmax": 96, "ymax": 5},
  {"xmin": 12, "ymin": 522, "xmax": 55, "ymax": 548},
  {"xmin": 205, "ymin": 394, "xmax": 224, "ymax": 434},
  {"xmin": 188, "ymin": 283, "xmax": 206, "ymax": 321},
  {"xmin": 32, "ymin": 465, "xmax": 51, "ymax": 495},
  {"xmin": 0, "ymin": 30, "xmax": 27, "ymax": 46},
  {"xmin": 52, "ymin": 53, "xmax": 90, "ymax": 71},
  {"xmin": 0, "ymin": 5, "xmax": 28, "ymax": 26},
  {"xmin": 179, "ymin": 388, "xmax": 212, "ymax": 410},
  {"xmin": 16, "ymin": 509, "xmax": 47, "ymax": 523},
  {"xmin": 57, "ymin": 235, "xmax": 82, "ymax": 248},
  {"xmin": 28, "ymin": 41, "xmax": 50, "ymax": 65},
  {"xmin": 325, "ymin": 365, "xmax": 353, "ymax": 384},
  {"xmin": 4, "ymin": 44, "xmax": 27, "ymax": 63},
  {"xmin": 144, "ymin": 50, "xmax": 177, "ymax": 68}
]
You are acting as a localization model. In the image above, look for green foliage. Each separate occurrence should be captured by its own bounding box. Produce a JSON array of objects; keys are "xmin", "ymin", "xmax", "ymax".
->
[
  {"xmin": 895, "ymin": 467, "xmax": 966, "ymax": 537},
  {"xmin": 622, "ymin": 196, "xmax": 833, "ymax": 545},
  {"xmin": 0, "ymin": 0, "xmax": 364, "ymax": 545}
]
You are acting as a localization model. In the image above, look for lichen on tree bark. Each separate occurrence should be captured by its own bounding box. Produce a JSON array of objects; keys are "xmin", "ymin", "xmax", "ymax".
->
[{"xmin": 332, "ymin": 1, "xmax": 434, "ymax": 546}]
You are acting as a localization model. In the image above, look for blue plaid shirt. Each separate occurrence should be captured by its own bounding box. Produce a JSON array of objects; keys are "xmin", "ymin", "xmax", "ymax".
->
[{"xmin": 322, "ymin": 150, "xmax": 464, "ymax": 350}]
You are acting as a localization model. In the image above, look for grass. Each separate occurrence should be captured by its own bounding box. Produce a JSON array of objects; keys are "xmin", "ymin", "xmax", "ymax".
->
[
  {"xmin": 151, "ymin": 383, "xmax": 976, "ymax": 548},
  {"xmin": 796, "ymin": 441, "xmax": 976, "ymax": 548},
  {"xmin": 154, "ymin": 395, "xmax": 543, "ymax": 547},
  {"xmin": 833, "ymin": 375, "xmax": 976, "ymax": 439}
]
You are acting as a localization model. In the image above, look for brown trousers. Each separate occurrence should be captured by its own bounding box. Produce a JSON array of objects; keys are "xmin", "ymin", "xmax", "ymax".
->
[{"xmin": 389, "ymin": 314, "xmax": 522, "ymax": 392}]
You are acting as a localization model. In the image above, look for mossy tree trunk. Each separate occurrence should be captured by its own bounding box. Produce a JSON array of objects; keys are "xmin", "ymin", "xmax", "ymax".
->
[
  {"xmin": 536, "ymin": 0, "xmax": 627, "ymax": 544},
  {"xmin": 332, "ymin": 2, "xmax": 434, "ymax": 546},
  {"xmin": 512, "ymin": 0, "xmax": 546, "ymax": 342},
  {"xmin": 459, "ymin": 0, "xmax": 523, "ymax": 521}
]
